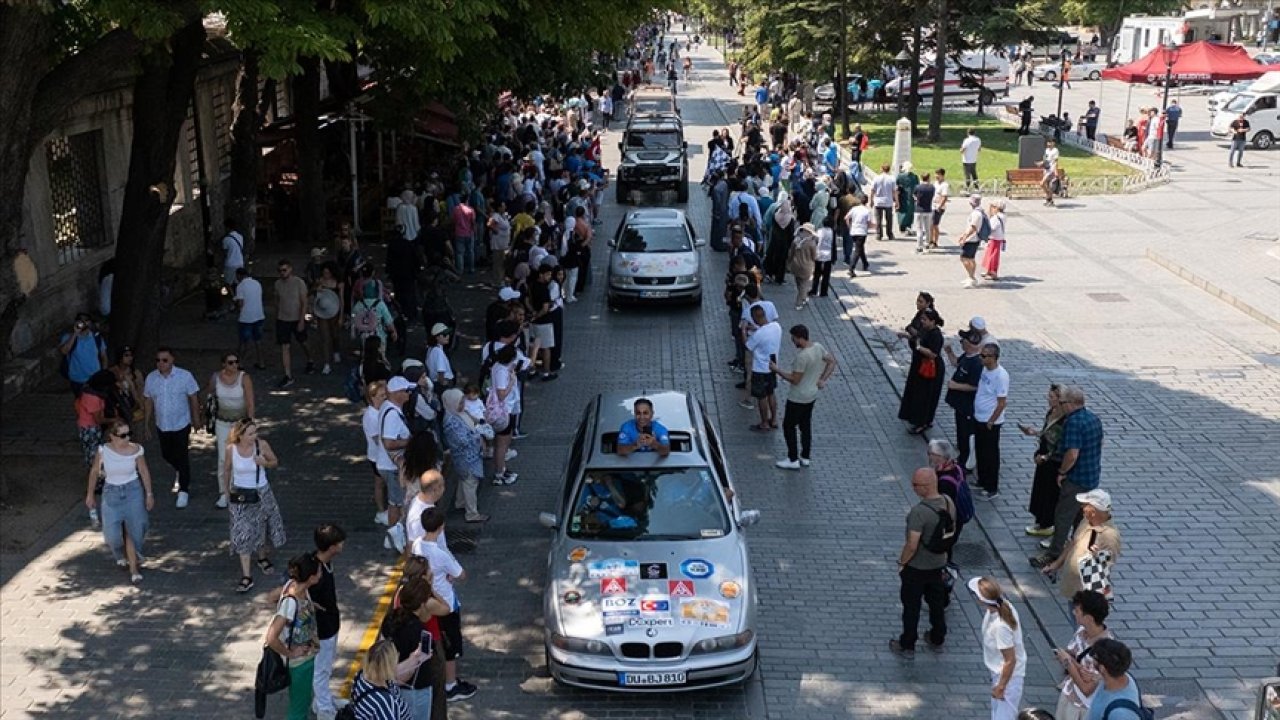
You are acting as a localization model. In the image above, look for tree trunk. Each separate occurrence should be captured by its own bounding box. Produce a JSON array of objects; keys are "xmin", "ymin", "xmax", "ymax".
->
[
  {"xmin": 927, "ymin": 0, "xmax": 948, "ymax": 142},
  {"xmin": 109, "ymin": 17, "xmax": 207, "ymax": 355},
  {"xmin": 225, "ymin": 52, "xmax": 262, "ymax": 255},
  {"xmin": 908, "ymin": 22, "xmax": 923, "ymax": 136},
  {"xmin": 838, "ymin": 7, "xmax": 850, "ymax": 138},
  {"xmin": 0, "ymin": 3, "xmax": 141, "ymax": 361},
  {"xmin": 292, "ymin": 58, "xmax": 326, "ymax": 250}
]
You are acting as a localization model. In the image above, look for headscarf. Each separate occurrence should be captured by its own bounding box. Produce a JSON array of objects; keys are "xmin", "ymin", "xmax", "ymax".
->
[
  {"xmin": 773, "ymin": 191, "xmax": 794, "ymax": 229},
  {"xmin": 441, "ymin": 388, "xmax": 473, "ymax": 428}
]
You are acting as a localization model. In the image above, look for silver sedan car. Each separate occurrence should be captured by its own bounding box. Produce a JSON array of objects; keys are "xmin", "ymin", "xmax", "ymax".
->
[{"xmin": 539, "ymin": 391, "xmax": 760, "ymax": 692}]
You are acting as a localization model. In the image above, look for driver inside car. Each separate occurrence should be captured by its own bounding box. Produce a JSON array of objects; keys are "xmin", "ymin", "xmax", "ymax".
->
[
  {"xmin": 579, "ymin": 474, "xmax": 649, "ymax": 532},
  {"xmin": 616, "ymin": 398, "xmax": 671, "ymax": 457}
]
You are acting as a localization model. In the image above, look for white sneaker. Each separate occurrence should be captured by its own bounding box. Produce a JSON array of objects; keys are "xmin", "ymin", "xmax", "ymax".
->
[
  {"xmin": 775, "ymin": 459, "xmax": 802, "ymax": 470},
  {"xmin": 215, "ymin": 494, "xmax": 229, "ymax": 509},
  {"xmin": 799, "ymin": 458, "xmax": 811, "ymax": 467},
  {"xmin": 176, "ymin": 491, "xmax": 189, "ymax": 509},
  {"xmin": 321, "ymin": 364, "xmax": 332, "ymax": 375},
  {"xmin": 383, "ymin": 534, "xmax": 393, "ymax": 550},
  {"xmin": 387, "ymin": 525, "xmax": 407, "ymax": 554},
  {"xmin": 961, "ymin": 278, "xmax": 975, "ymax": 288},
  {"xmin": 505, "ymin": 448, "xmax": 518, "ymax": 461},
  {"xmin": 502, "ymin": 471, "xmax": 519, "ymax": 485},
  {"xmin": 172, "ymin": 477, "xmax": 180, "ymax": 493},
  {"xmin": 374, "ymin": 510, "xmax": 389, "ymax": 526}
]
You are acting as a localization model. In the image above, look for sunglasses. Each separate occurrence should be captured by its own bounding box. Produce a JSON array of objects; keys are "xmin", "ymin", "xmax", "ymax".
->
[
  {"xmin": 225, "ymin": 359, "xmax": 240, "ymax": 365},
  {"xmin": 155, "ymin": 357, "xmax": 172, "ymax": 364},
  {"xmin": 114, "ymin": 431, "xmax": 132, "ymax": 439}
]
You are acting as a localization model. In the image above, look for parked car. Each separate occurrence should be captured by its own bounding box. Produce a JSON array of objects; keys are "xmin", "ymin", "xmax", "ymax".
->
[
  {"xmin": 1254, "ymin": 53, "xmax": 1280, "ymax": 66},
  {"xmin": 814, "ymin": 74, "xmax": 868, "ymax": 105},
  {"xmin": 539, "ymin": 391, "xmax": 760, "ymax": 692},
  {"xmin": 607, "ymin": 208, "xmax": 704, "ymax": 306},
  {"xmin": 1032, "ymin": 60, "xmax": 1107, "ymax": 82},
  {"xmin": 1208, "ymin": 80, "xmax": 1257, "ymax": 115},
  {"xmin": 884, "ymin": 51, "xmax": 1009, "ymax": 105}
]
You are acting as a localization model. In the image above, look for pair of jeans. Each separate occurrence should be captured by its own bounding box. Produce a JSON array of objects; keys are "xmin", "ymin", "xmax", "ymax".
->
[
  {"xmin": 100, "ymin": 480, "xmax": 148, "ymax": 561},
  {"xmin": 973, "ymin": 422, "xmax": 1002, "ymax": 493},
  {"xmin": 898, "ymin": 565, "xmax": 948, "ymax": 649},
  {"xmin": 1048, "ymin": 479, "xmax": 1087, "ymax": 558},
  {"xmin": 841, "ymin": 229, "xmax": 854, "ymax": 264},
  {"xmin": 809, "ymin": 261, "xmax": 833, "ymax": 296},
  {"xmin": 312, "ymin": 635, "xmax": 338, "ymax": 715},
  {"xmin": 782, "ymin": 400, "xmax": 814, "ymax": 461},
  {"xmin": 873, "ymin": 207, "xmax": 894, "ymax": 239},
  {"xmin": 1229, "ymin": 138, "xmax": 1246, "ymax": 165},
  {"xmin": 403, "ymin": 685, "xmax": 433, "ymax": 720},
  {"xmin": 914, "ymin": 212, "xmax": 933, "ymax": 251},
  {"xmin": 454, "ymin": 235, "xmax": 475, "ymax": 274},
  {"xmin": 954, "ymin": 410, "xmax": 975, "ymax": 470},
  {"xmin": 287, "ymin": 657, "xmax": 316, "ymax": 720},
  {"xmin": 850, "ymin": 235, "xmax": 869, "ymax": 270},
  {"xmin": 158, "ymin": 425, "xmax": 192, "ymax": 492}
]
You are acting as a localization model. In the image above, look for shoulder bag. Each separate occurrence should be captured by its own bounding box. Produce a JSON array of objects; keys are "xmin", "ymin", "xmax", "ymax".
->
[
  {"xmin": 255, "ymin": 591, "xmax": 296, "ymax": 696},
  {"xmin": 1077, "ymin": 529, "xmax": 1114, "ymax": 599},
  {"xmin": 229, "ymin": 440, "xmax": 263, "ymax": 504}
]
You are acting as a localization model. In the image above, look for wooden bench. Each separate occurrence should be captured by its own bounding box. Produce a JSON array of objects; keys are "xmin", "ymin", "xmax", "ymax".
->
[
  {"xmin": 1005, "ymin": 168, "xmax": 1044, "ymax": 198},
  {"xmin": 1103, "ymin": 134, "xmax": 1126, "ymax": 150}
]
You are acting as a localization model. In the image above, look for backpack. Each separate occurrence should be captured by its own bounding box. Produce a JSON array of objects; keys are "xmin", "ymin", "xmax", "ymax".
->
[
  {"xmin": 1101, "ymin": 695, "xmax": 1155, "ymax": 720},
  {"xmin": 859, "ymin": 133, "xmax": 869, "ymax": 151},
  {"xmin": 976, "ymin": 213, "xmax": 992, "ymax": 242},
  {"xmin": 343, "ymin": 365, "xmax": 364, "ymax": 403},
  {"xmin": 352, "ymin": 300, "xmax": 382, "ymax": 340},
  {"xmin": 937, "ymin": 469, "xmax": 975, "ymax": 525},
  {"xmin": 404, "ymin": 387, "xmax": 438, "ymax": 433},
  {"xmin": 920, "ymin": 496, "xmax": 957, "ymax": 554}
]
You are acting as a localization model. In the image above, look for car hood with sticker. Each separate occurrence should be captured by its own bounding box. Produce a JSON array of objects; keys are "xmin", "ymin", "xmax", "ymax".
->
[{"xmin": 612, "ymin": 252, "xmax": 698, "ymax": 278}]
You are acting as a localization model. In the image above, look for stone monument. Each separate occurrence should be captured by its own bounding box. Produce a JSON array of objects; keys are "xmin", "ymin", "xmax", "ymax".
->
[{"xmin": 891, "ymin": 117, "xmax": 913, "ymax": 173}]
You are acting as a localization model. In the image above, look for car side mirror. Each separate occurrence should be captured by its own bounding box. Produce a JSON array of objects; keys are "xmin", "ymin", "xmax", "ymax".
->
[
  {"xmin": 694, "ymin": 237, "xmax": 706, "ymax": 247},
  {"xmin": 538, "ymin": 512, "xmax": 558, "ymax": 529},
  {"xmin": 617, "ymin": 142, "xmax": 624, "ymax": 151},
  {"xmin": 607, "ymin": 238, "xmax": 616, "ymax": 248},
  {"xmin": 738, "ymin": 509, "xmax": 761, "ymax": 528}
]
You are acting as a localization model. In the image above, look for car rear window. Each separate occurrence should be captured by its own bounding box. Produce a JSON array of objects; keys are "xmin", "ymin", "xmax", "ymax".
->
[
  {"xmin": 568, "ymin": 468, "xmax": 730, "ymax": 540},
  {"xmin": 618, "ymin": 225, "xmax": 692, "ymax": 253}
]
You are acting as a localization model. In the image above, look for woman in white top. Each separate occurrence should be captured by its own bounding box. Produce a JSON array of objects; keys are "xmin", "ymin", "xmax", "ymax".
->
[
  {"xmin": 808, "ymin": 213, "xmax": 836, "ymax": 298},
  {"xmin": 363, "ymin": 381, "xmax": 390, "ymax": 528},
  {"xmin": 424, "ymin": 325, "xmax": 455, "ymax": 390},
  {"xmin": 222, "ymin": 418, "xmax": 285, "ymax": 594},
  {"xmin": 981, "ymin": 199, "xmax": 1008, "ymax": 282},
  {"xmin": 969, "ymin": 576, "xmax": 1027, "ymax": 720},
  {"xmin": 85, "ymin": 419, "xmax": 154, "ymax": 583},
  {"xmin": 488, "ymin": 343, "xmax": 521, "ymax": 486},
  {"xmin": 207, "ymin": 352, "xmax": 256, "ymax": 509}
]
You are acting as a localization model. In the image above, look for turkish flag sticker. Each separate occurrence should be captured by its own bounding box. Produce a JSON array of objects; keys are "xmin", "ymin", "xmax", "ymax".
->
[
  {"xmin": 668, "ymin": 580, "xmax": 695, "ymax": 597},
  {"xmin": 600, "ymin": 577, "xmax": 628, "ymax": 595}
]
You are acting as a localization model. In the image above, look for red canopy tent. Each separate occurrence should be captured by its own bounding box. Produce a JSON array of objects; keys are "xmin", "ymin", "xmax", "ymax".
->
[{"xmin": 1102, "ymin": 41, "xmax": 1266, "ymax": 83}]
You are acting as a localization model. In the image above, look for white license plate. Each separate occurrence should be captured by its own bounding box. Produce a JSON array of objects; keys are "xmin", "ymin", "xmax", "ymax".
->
[
  {"xmin": 619, "ymin": 671, "xmax": 686, "ymax": 686},
  {"xmin": 639, "ymin": 290, "xmax": 670, "ymax": 298}
]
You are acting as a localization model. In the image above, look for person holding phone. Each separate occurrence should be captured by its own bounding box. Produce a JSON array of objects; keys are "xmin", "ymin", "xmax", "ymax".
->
[{"xmin": 616, "ymin": 398, "xmax": 671, "ymax": 457}]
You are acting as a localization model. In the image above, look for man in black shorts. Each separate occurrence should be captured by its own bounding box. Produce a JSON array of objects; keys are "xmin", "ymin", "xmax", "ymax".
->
[
  {"xmin": 273, "ymin": 258, "xmax": 313, "ymax": 388},
  {"xmin": 744, "ymin": 304, "xmax": 782, "ymax": 431},
  {"xmin": 954, "ymin": 194, "xmax": 985, "ymax": 289}
]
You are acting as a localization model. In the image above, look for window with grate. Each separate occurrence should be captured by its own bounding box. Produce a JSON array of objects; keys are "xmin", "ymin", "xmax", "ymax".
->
[
  {"xmin": 212, "ymin": 77, "xmax": 231, "ymax": 176},
  {"xmin": 184, "ymin": 109, "xmax": 201, "ymax": 199},
  {"xmin": 45, "ymin": 131, "xmax": 107, "ymax": 266}
]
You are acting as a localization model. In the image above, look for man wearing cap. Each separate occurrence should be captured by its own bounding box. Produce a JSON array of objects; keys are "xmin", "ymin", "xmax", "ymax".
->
[
  {"xmin": 968, "ymin": 316, "xmax": 998, "ymax": 348},
  {"xmin": 944, "ymin": 328, "xmax": 985, "ymax": 473},
  {"xmin": 955, "ymin": 195, "xmax": 985, "ymax": 288},
  {"xmin": 1039, "ymin": 385, "xmax": 1105, "ymax": 561},
  {"xmin": 1038, "ymin": 489, "xmax": 1121, "ymax": 600},
  {"xmin": 890, "ymin": 468, "xmax": 953, "ymax": 657},
  {"xmin": 377, "ymin": 376, "xmax": 414, "ymax": 553}
]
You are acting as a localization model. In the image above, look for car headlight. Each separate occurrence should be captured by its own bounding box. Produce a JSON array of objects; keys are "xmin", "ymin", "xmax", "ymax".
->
[
  {"xmin": 550, "ymin": 633, "xmax": 612, "ymax": 655},
  {"xmin": 611, "ymin": 275, "xmax": 634, "ymax": 286},
  {"xmin": 689, "ymin": 630, "xmax": 754, "ymax": 655},
  {"xmin": 675, "ymin": 275, "xmax": 698, "ymax": 284}
]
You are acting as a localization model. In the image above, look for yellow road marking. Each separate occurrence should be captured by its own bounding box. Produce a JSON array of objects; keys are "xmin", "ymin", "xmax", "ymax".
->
[{"xmin": 340, "ymin": 557, "xmax": 404, "ymax": 697}]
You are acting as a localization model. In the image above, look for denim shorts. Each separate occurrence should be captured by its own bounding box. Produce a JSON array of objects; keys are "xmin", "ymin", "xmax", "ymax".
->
[
  {"xmin": 380, "ymin": 468, "xmax": 405, "ymax": 507},
  {"xmin": 100, "ymin": 480, "xmax": 149, "ymax": 561},
  {"xmin": 238, "ymin": 320, "xmax": 264, "ymax": 343}
]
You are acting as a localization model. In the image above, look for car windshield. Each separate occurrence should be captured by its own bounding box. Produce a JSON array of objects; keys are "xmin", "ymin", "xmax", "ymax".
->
[
  {"xmin": 567, "ymin": 468, "xmax": 730, "ymax": 541},
  {"xmin": 1225, "ymin": 94, "xmax": 1254, "ymax": 113},
  {"xmin": 626, "ymin": 131, "xmax": 681, "ymax": 149},
  {"xmin": 617, "ymin": 224, "xmax": 692, "ymax": 253}
]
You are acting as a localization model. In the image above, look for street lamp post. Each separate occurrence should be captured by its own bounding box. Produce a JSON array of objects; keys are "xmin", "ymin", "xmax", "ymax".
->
[
  {"xmin": 1156, "ymin": 43, "xmax": 1179, "ymax": 167},
  {"xmin": 895, "ymin": 48, "xmax": 913, "ymax": 118}
]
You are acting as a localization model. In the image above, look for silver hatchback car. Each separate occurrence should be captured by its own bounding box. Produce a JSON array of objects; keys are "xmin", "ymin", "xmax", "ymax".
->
[
  {"xmin": 607, "ymin": 208, "xmax": 705, "ymax": 307},
  {"xmin": 539, "ymin": 391, "xmax": 760, "ymax": 692}
]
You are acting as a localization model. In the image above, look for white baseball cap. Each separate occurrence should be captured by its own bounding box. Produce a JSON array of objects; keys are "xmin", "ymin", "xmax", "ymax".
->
[
  {"xmin": 969, "ymin": 316, "xmax": 987, "ymax": 330},
  {"xmin": 387, "ymin": 376, "xmax": 414, "ymax": 393},
  {"xmin": 1075, "ymin": 489, "xmax": 1112, "ymax": 512}
]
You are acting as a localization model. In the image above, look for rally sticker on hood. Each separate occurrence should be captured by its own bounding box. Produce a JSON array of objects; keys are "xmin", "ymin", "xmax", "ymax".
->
[
  {"xmin": 568, "ymin": 546, "xmax": 589, "ymax": 562},
  {"xmin": 680, "ymin": 558, "xmax": 714, "ymax": 579},
  {"xmin": 588, "ymin": 559, "xmax": 640, "ymax": 578},
  {"xmin": 679, "ymin": 598, "xmax": 731, "ymax": 628}
]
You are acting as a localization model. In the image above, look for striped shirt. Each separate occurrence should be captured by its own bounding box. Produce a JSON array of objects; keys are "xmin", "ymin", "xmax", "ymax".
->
[{"xmin": 351, "ymin": 672, "xmax": 411, "ymax": 720}]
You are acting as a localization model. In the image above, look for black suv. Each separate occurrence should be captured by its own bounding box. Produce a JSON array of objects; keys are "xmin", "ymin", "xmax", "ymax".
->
[{"xmin": 616, "ymin": 116, "xmax": 688, "ymax": 204}]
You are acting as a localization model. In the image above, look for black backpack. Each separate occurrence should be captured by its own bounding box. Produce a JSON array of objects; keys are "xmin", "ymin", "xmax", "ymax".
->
[{"xmin": 921, "ymin": 496, "xmax": 957, "ymax": 554}]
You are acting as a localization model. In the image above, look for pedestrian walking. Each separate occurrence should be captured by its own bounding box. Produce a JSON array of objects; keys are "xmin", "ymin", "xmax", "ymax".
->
[
  {"xmin": 1038, "ymin": 139, "xmax": 1060, "ymax": 206},
  {"xmin": 968, "ymin": 576, "xmax": 1027, "ymax": 720},
  {"xmin": 956, "ymin": 194, "xmax": 987, "ymax": 288},
  {"xmin": 895, "ymin": 162, "xmax": 919, "ymax": 237},
  {"xmin": 221, "ymin": 223, "xmax": 246, "ymax": 287},
  {"xmin": 1229, "ymin": 113, "xmax": 1249, "ymax": 167},
  {"xmin": 744, "ymin": 304, "xmax": 782, "ymax": 431},
  {"xmin": 771, "ymin": 324, "xmax": 837, "ymax": 470},
  {"xmin": 208, "ymin": 352, "xmax": 256, "ymax": 509},
  {"xmin": 890, "ymin": 467, "xmax": 954, "ymax": 658},
  {"xmin": 264, "ymin": 554, "xmax": 323, "ymax": 720},
  {"xmin": 1038, "ymin": 385, "xmax": 1104, "ymax": 561},
  {"xmin": 310, "ymin": 524, "xmax": 346, "ymax": 720},
  {"xmin": 108, "ymin": 346, "xmax": 145, "ymax": 422},
  {"xmin": 142, "ymin": 347, "xmax": 201, "ymax": 508},
  {"xmin": 312, "ymin": 263, "xmax": 344, "ymax": 375},
  {"xmin": 786, "ymin": 223, "xmax": 817, "ymax": 310},
  {"xmin": 85, "ymin": 419, "xmax": 153, "ymax": 584},
  {"xmin": 440, "ymin": 388, "xmax": 492, "ymax": 524},
  {"xmin": 808, "ymin": 215, "xmax": 835, "ymax": 297},
  {"xmin": 913, "ymin": 173, "xmax": 936, "ymax": 254},
  {"xmin": 1037, "ymin": 489, "xmax": 1121, "ymax": 601},
  {"xmin": 972, "ymin": 344, "xmax": 1009, "ymax": 499},
  {"xmin": 234, "ymin": 268, "xmax": 267, "ymax": 369},
  {"xmin": 871, "ymin": 165, "xmax": 896, "ymax": 241},
  {"xmin": 898, "ymin": 307, "xmax": 946, "ymax": 435},
  {"xmin": 1018, "ymin": 384, "xmax": 1065, "ymax": 538},
  {"xmin": 1164, "ymin": 100, "xmax": 1181, "ymax": 148},
  {"xmin": 222, "ymin": 419, "xmax": 287, "ymax": 594},
  {"xmin": 75, "ymin": 370, "xmax": 114, "ymax": 469},
  {"xmin": 58, "ymin": 312, "xmax": 109, "ymax": 395},
  {"xmin": 960, "ymin": 128, "xmax": 982, "ymax": 189},
  {"xmin": 980, "ymin": 198, "xmax": 1007, "ymax": 281},
  {"xmin": 1053, "ymin": 591, "xmax": 1113, "ymax": 720},
  {"xmin": 844, "ymin": 195, "xmax": 873, "ymax": 275},
  {"xmin": 347, "ymin": 639, "xmax": 414, "ymax": 719},
  {"xmin": 930, "ymin": 168, "xmax": 949, "ymax": 250}
]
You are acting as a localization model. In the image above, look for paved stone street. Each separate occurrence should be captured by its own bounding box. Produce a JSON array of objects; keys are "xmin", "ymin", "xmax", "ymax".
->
[{"xmin": 2, "ymin": 32, "xmax": 1278, "ymax": 720}]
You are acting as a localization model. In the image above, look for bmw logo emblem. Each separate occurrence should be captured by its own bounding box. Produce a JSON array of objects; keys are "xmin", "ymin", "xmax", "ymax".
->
[{"xmin": 646, "ymin": 628, "xmax": 658, "ymax": 638}]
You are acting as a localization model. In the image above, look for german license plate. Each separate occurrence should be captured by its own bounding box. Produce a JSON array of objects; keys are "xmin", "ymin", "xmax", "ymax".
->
[
  {"xmin": 619, "ymin": 671, "xmax": 686, "ymax": 686},
  {"xmin": 640, "ymin": 290, "xmax": 670, "ymax": 298}
]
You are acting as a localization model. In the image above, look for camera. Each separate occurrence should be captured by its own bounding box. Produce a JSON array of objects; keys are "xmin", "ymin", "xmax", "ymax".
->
[{"xmin": 75, "ymin": 321, "xmax": 88, "ymax": 331}]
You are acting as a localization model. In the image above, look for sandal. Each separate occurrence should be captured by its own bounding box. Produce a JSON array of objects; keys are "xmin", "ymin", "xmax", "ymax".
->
[
  {"xmin": 465, "ymin": 514, "xmax": 491, "ymax": 524},
  {"xmin": 236, "ymin": 576, "xmax": 255, "ymax": 593},
  {"xmin": 255, "ymin": 557, "xmax": 274, "ymax": 573}
]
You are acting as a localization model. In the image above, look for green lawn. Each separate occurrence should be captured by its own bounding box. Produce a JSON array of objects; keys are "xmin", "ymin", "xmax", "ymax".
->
[{"xmin": 838, "ymin": 112, "xmax": 1134, "ymax": 179}]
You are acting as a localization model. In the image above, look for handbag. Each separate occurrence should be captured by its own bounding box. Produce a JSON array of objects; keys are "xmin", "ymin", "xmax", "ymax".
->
[
  {"xmin": 203, "ymin": 392, "xmax": 218, "ymax": 434},
  {"xmin": 230, "ymin": 441, "xmax": 265, "ymax": 504},
  {"xmin": 254, "ymin": 592, "xmax": 296, "ymax": 697},
  {"xmin": 1077, "ymin": 530, "xmax": 1114, "ymax": 599},
  {"xmin": 917, "ymin": 356, "xmax": 937, "ymax": 380}
]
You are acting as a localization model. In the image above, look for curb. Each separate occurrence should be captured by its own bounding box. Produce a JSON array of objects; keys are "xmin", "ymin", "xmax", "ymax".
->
[{"xmin": 1146, "ymin": 248, "xmax": 1280, "ymax": 333}]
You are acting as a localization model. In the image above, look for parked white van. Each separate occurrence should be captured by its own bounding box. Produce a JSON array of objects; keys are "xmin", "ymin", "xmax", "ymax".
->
[
  {"xmin": 1210, "ymin": 72, "xmax": 1280, "ymax": 149},
  {"xmin": 884, "ymin": 51, "xmax": 1010, "ymax": 106}
]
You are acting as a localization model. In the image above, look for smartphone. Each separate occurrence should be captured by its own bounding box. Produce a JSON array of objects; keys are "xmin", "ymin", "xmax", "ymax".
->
[
  {"xmin": 769, "ymin": 353, "xmax": 777, "ymax": 364},
  {"xmin": 420, "ymin": 630, "xmax": 434, "ymax": 656}
]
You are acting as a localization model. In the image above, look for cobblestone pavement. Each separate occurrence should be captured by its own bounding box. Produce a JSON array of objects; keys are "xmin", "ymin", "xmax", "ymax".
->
[{"xmin": 3, "ymin": 32, "xmax": 1278, "ymax": 720}]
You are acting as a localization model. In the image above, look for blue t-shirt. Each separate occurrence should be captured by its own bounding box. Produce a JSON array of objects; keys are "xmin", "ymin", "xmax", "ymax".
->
[
  {"xmin": 1061, "ymin": 407, "xmax": 1104, "ymax": 490},
  {"xmin": 617, "ymin": 419, "xmax": 669, "ymax": 452},
  {"xmin": 60, "ymin": 332, "xmax": 106, "ymax": 383},
  {"xmin": 1087, "ymin": 675, "xmax": 1141, "ymax": 720},
  {"xmin": 754, "ymin": 86, "xmax": 768, "ymax": 105}
]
